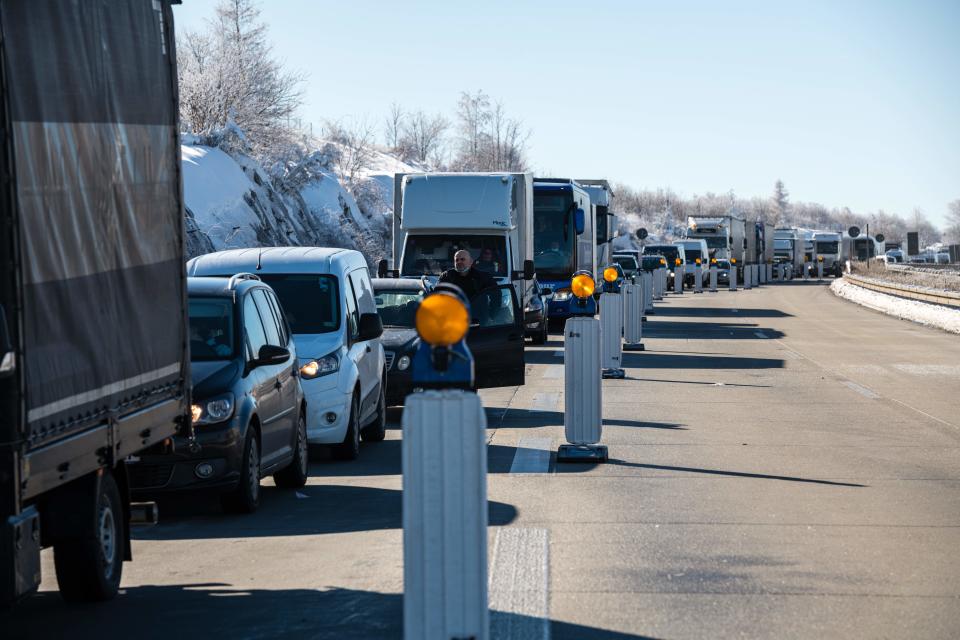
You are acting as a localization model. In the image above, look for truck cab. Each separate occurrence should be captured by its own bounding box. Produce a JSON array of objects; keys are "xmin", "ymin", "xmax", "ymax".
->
[
  {"xmin": 812, "ymin": 231, "xmax": 843, "ymax": 276},
  {"xmin": 577, "ymin": 180, "xmax": 617, "ymax": 269}
]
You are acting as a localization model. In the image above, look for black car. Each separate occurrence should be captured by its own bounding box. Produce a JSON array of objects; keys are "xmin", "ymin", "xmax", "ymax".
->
[
  {"xmin": 612, "ymin": 254, "xmax": 640, "ymax": 283},
  {"xmin": 129, "ymin": 275, "xmax": 308, "ymax": 513},
  {"xmin": 373, "ymin": 277, "xmax": 526, "ymax": 405},
  {"xmin": 524, "ymin": 280, "xmax": 549, "ymax": 344}
]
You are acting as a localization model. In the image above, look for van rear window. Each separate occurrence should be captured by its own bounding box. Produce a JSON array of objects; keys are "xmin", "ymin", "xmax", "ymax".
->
[{"xmin": 256, "ymin": 274, "xmax": 340, "ymax": 334}]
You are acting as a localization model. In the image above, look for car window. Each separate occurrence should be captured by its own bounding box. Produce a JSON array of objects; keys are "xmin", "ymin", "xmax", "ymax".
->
[
  {"xmin": 252, "ymin": 289, "xmax": 282, "ymax": 347},
  {"xmin": 374, "ymin": 289, "xmax": 423, "ymax": 328},
  {"xmin": 188, "ymin": 297, "xmax": 235, "ymax": 361},
  {"xmin": 243, "ymin": 294, "xmax": 268, "ymax": 359},
  {"xmin": 255, "ymin": 274, "xmax": 340, "ymax": 334},
  {"xmin": 344, "ymin": 277, "xmax": 360, "ymax": 342},
  {"xmin": 470, "ymin": 287, "xmax": 516, "ymax": 328},
  {"xmin": 349, "ymin": 269, "xmax": 377, "ymax": 315},
  {"xmin": 264, "ymin": 289, "xmax": 289, "ymax": 345}
]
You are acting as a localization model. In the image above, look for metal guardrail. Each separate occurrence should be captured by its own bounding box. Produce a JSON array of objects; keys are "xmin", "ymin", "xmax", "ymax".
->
[
  {"xmin": 886, "ymin": 263, "xmax": 960, "ymax": 274},
  {"xmin": 843, "ymin": 274, "xmax": 960, "ymax": 309}
]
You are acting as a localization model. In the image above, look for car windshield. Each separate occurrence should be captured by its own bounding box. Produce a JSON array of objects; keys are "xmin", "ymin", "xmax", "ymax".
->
[
  {"xmin": 189, "ymin": 297, "xmax": 235, "ymax": 361},
  {"xmin": 534, "ymin": 193, "xmax": 576, "ymax": 279},
  {"xmin": 716, "ymin": 260, "xmax": 731, "ymax": 269},
  {"xmin": 684, "ymin": 248, "xmax": 703, "ymax": 263},
  {"xmin": 641, "ymin": 256, "xmax": 663, "ymax": 270},
  {"xmin": 644, "ymin": 245, "xmax": 679, "ymax": 264},
  {"xmin": 374, "ymin": 289, "xmax": 423, "ymax": 328},
  {"xmin": 256, "ymin": 274, "xmax": 340, "ymax": 334},
  {"xmin": 613, "ymin": 256, "xmax": 637, "ymax": 272},
  {"xmin": 402, "ymin": 235, "xmax": 507, "ymax": 277}
]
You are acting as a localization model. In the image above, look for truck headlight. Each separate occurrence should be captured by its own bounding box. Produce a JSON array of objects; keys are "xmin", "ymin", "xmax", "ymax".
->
[
  {"xmin": 192, "ymin": 392, "xmax": 235, "ymax": 425},
  {"xmin": 300, "ymin": 352, "xmax": 340, "ymax": 379},
  {"xmin": 397, "ymin": 355, "xmax": 411, "ymax": 371}
]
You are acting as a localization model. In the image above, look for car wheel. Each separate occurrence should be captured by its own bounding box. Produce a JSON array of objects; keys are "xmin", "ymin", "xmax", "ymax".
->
[
  {"xmin": 274, "ymin": 411, "xmax": 308, "ymax": 489},
  {"xmin": 221, "ymin": 427, "xmax": 261, "ymax": 514},
  {"xmin": 333, "ymin": 392, "xmax": 361, "ymax": 460},
  {"xmin": 53, "ymin": 471, "xmax": 124, "ymax": 602},
  {"xmin": 531, "ymin": 320, "xmax": 548, "ymax": 345},
  {"xmin": 361, "ymin": 383, "xmax": 387, "ymax": 442}
]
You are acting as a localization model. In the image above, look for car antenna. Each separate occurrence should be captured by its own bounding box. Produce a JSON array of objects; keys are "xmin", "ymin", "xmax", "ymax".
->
[{"xmin": 256, "ymin": 248, "xmax": 263, "ymax": 271}]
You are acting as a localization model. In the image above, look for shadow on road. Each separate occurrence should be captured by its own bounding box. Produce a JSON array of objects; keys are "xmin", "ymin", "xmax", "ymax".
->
[
  {"xmin": 645, "ymin": 320, "xmax": 786, "ymax": 340},
  {"xmin": 622, "ymin": 352, "xmax": 785, "ymax": 370},
  {"xmin": 651, "ymin": 306, "xmax": 793, "ymax": 318},
  {"xmin": 140, "ymin": 484, "xmax": 518, "ymax": 539},
  {"xmin": 2, "ymin": 584, "xmax": 656, "ymax": 640},
  {"xmin": 622, "ymin": 377, "xmax": 772, "ymax": 388},
  {"xmin": 484, "ymin": 406, "xmax": 687, "ymax": 431}
]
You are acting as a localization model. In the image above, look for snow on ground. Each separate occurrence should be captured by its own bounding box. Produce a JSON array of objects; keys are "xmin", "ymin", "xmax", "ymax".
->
[{"xmin": 831, "ymin": 278, "xmax": 960, "ymax": 335}]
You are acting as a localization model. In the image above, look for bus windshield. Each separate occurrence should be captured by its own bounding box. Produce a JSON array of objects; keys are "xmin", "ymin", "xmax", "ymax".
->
[{"xmin": 534, "ymin": 193, "xmax": 575, "ymax": 279}]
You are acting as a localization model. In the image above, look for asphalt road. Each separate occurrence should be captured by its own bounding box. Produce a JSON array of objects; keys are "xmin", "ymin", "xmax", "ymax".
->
[{"xmin": 5, "ymin": 278, "xmax": 960, "ymax": 639}]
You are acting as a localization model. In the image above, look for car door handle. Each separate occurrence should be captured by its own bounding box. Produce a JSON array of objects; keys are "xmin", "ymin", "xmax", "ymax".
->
[
  {"xmin": 274, "ymin": 378, "xmax": 283, "ymax": 390},
  {"xmin": 365, "ymin": 345, "xmax": 371, "ymax": 353}
]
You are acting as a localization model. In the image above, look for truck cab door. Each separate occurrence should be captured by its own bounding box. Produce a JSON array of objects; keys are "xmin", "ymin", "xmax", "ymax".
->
[{"xmin": 467, "ymin": 285, "xmax": 525, "ymax": 389}]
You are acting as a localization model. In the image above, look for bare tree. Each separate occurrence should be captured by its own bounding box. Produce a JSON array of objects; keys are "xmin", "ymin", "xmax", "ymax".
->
[
  {"xmin": 772, "ymin": 180, "xmax": 789, "ymax": 223},
  {"xmin": 383, "ymin": 102, "xmax": 405, "ymax": 151},
  {"xmin": 945, "ymin": 199, "xmax": 960, "ymax": 244},
  {"xmin": 399, "ymin": 111, "xmax": 448, "ymax": 164},
  {"xmin": 453, "ymin": 90, "xmax": 492, "ymax": 169},
  {"xmin": 323, "ymin": 119, "xmax": 377, "ymax": 186}
]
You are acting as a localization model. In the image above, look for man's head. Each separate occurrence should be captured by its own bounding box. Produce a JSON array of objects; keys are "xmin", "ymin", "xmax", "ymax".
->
[
  {"xmin": 480, "ymin": 248, "xmax": 494, "ymax": 263},
  {"xmin": 454, "ymin": 249, "xmax": 473, "ymax": 273}
]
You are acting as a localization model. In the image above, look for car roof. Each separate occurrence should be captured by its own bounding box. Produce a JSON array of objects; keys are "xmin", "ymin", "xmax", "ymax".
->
[
  {"xmin": 372, "ymin": 277, "xmax": 427, "ymax": 291},
  {"xmin": 187, "ymin": 247, "xmax": 364, "ymax": 276},
  {"xmin": 187, "ymin": 275, "xmax": 265, "ymax": 297}
]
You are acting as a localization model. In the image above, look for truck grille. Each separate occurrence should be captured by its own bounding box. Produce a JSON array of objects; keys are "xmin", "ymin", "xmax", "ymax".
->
[
  {"xmin": 128, "ymin": 463, "xmax": 174, "ymax": 489},
  {"xmin": 384, "ymin": 351, "xmax": 395, "ymax": 371}
]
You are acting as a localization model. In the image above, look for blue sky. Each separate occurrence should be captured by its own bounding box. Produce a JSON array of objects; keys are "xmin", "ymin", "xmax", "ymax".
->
[{"xmin": 173, "ymin": 1, "xmax": 960, "ymax": 227}]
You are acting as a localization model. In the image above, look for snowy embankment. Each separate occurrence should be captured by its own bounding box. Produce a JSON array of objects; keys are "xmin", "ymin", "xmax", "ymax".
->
[{"xmin": 830, "ymin": 278, "xmax": 960, "ymax": 335}]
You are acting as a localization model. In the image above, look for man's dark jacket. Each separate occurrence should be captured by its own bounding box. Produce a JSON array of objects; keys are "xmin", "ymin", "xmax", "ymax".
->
[{"xmin": 438, "ymin": 266, "xmax": 497, "ymax": 301}]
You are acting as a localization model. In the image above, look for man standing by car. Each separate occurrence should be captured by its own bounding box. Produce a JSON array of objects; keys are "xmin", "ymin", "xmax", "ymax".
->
[{"xmin": 440, "ymin": 249, "xmax": 496, "ymax": 300}]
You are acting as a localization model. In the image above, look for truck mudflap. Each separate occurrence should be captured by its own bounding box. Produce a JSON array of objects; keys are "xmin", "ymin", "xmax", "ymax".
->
[{"xmin": 1, "ymin": 506, "xmax": 42, "ymax": 604}]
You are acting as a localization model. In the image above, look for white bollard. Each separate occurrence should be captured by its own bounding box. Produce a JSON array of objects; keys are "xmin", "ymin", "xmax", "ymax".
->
[
  {"xmin": 674, "ymin": 263, "xmax": 684, "ymax": 295},
  {"xmin": 652, "ymin": 268, "xmax": 663, "ymax": 300},
  {"xmin": 643, "ymin": 271, "xmax": 654, "ymax": 315},
  {"xmin": 600, "ymin": 292, "xmax": 625, "ymax": 378},
  {"xmin": 559, "ymin": 315, "xmax": 607, "ymax": 462},
  {"xmin": 659, "ymin": 268, "xmax": 667, "ymax": 299},
  {"xmin": 709, "ymin": 264, "xmax": 717, "ymax": 292},
  {"xmin": 623, "ymin": 282, "xmax": 644, "ymax": 351},
  {"xmin": 743, "ymin": 264, "xmax": 752, "ymax": 290},
  {"xmin": 759, "ymin": 263, "xmax": 767, "ymax": 284},
  {"xmin": 803, "ymin": 262, "xmax": 810, "ymax": 280},
  {"xmin": 817, "ymin": 261, "xmax": 823, "ymax": 280},
  {"xmin": 767, "ymin": 263, "xmax": 773, "ymax": 282},
  {"xmin": 403, "ymin": 390, "xmax": 489, "ymax": 640},
  {"xmin": 754, "ymin": 264, "xmax": 761, "ymax": 287},
  {"xmin": 729, "ymin": 263, "xmax": 738, "ymax": 291},
  {"xmin": 694, "ymin": 264, "xmax": 703, "ymax": 293}
]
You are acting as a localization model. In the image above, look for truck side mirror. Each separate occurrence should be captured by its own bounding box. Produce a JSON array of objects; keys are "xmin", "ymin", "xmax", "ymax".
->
[
  {"xmin": 0, "ymin": 305, "xmax": 13, "ymax": 378},
  {"xmin": 574, "ymin": 208, "xmax": 585, "ymax": 235},
  {"xmin": 377, "ymin": 258, "xmax": 388, "ymax": 278},
  {"xmin": 523, "ymin": 259, "xmax": 535, "ymax": 280}
]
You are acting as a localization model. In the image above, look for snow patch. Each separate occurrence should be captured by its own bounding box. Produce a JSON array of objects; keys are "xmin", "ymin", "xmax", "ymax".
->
[{"xmin": 830, "ymin": 278, "xmax": 960, "ymax": 335}]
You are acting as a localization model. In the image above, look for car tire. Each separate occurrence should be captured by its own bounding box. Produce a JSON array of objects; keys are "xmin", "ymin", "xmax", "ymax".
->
[
  {"xmin": 221, "ymin": 427, "xmax": 261, "ymax": 514},
  {"xmin": 333, "ymin": 393, "xmax": 361, "ymax": 460},
  {"xmin": 53, "ymin": 471, "xmax": 124, "ymax": 602},
  {"xmin": 531, "ymin": 321, "xmax": 548, "ymax": 345},
  {"xmin": 361, "ymin": 383, "xmax": 387, "ymax": 443},
  {"xmin": 274, "ymin": 411, "xmax": 308, "ymax": 489}
]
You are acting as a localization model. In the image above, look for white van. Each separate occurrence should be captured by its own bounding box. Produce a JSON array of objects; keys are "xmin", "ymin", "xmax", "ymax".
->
[{"xmin": 187, "ymin": 248, "xmax": 386, "ymax": 460}]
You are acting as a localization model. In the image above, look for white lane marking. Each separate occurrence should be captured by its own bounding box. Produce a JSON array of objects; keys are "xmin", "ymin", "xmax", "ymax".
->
[
  {"xmin": 753, "ymin": 331, "xmax": 768, "ymax": 339},
  {"xmin": 532, "ymin": 392, "xmax": 560, "ymax": 411},
  {"xmin": 843, "ymin": 380, "xmax": 880, "ymax": 399},
  {"xmin": 490, "ymin": 528, "xmax": 550, "ymax": 640},
  {"xmin": 509, "ymin": 438, "xmax": 553, "ymax": 474},
  {"xmin": 542, "ymin": 365, "xmax": 563, "ymax": 380},
  {"xmin": 893, "ymin": 364, "xmax": 960, "ymax": 377}
]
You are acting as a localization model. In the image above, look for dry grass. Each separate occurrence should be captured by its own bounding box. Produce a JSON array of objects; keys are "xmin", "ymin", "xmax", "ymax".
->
[{"xmin": 849, "ymin": 261, "xmax": 960, "ymax": 292}]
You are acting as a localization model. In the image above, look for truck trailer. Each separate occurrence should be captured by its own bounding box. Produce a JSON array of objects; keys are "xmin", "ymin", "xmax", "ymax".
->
[
  {"xmin": 576, "ymin": 179, "xmax": 617, "ymax": 269},
  {"xmin": 1, "ymin": 0, "xmax": 190, "ymax": 605}
]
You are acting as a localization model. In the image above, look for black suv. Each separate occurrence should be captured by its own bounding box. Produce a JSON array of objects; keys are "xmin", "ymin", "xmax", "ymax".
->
[{"xmin": 129, "ymin": 275, "xmax": 308, "ymax": 513}]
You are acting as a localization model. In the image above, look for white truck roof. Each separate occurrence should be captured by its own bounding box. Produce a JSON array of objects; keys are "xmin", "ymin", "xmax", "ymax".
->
[{"xmin": 400, "ymin": 173, "xmax": 517, "ymax": 231}]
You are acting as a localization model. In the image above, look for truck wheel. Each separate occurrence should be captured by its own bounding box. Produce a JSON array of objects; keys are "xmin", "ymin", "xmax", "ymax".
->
[
  {"xmin": 274, "ymin": 411, "xmax": 308, "ymax": 489},
  {"xmin": 53, "ymin": 471, "xmax": 124, "ymax": 602},
  {"xmin": 221, "ymin": 428, "xmax": 261, "ymax": 513},
  {"xmin": 361, "ymin": 383, "xmax": 387, "ymax": 443},
  {"xmin": 333, "ymin": 393, "xmax": 361, "ymax": 460}
]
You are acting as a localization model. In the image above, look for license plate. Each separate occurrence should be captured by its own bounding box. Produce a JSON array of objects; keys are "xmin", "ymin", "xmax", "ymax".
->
[{"xmin": 125, "ymin": 455, "xmax": 141, "ymax": 464}]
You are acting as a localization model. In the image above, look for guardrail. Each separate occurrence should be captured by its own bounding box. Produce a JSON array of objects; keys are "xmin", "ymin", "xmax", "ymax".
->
[{"xmin": 843, "ymin": 274, "xmax": 960, "ymax": 309}]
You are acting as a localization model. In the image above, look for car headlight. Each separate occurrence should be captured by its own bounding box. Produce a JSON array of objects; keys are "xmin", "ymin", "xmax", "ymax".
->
[
  {"xmin": 191, "ymin": 392, "xmax": 235, "ymax": 425},
  {"xmin": 552, "ymin": 290, "xmax": 572, "ymax": 302},
  {"xmin": 397, "ymin": 355, "xmax": 411, "ymax": 371},
  {"xmin": 300, "ymin": 352, "xmax": 340, "ymax": 379}
]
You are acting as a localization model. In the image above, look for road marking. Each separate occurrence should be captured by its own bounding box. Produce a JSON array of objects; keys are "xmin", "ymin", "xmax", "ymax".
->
[
  {"xmin": 843, "ymin": 380, "xmax": 880, "ymax": 399},
  {"xmin": 509, "ymin": 438, "xmax": 553, "ymax": 474},
  {"xmin": 532, "ymin": 392, "xmax": 560, "ymax": 411},
  {"xmin": 542, "ymin": 365, "xmax": 563, "ymax": 379},
  {"xmin": 490, "ymin": 528, "xmax": 550, "ymax": 640},
  {"xmin": 893, "ymin": 364, "xmax": 960, "ymax": 377}
]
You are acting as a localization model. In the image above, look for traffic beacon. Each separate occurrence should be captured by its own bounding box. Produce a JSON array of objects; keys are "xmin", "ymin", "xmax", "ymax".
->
[
  {"xmin": 402, "ymin": 283, "xmax": 490, "ymax": 639},
  {"xmin": 673, "ymin": 257, "xmax": 684, "ymax": 294},
  {"xmin": 729, "ymin": 257, "xmax": 738, "ymax": 291},
  {"xmin": 600, "ymin": 266, "xmax": 626, "ymax": 379},
  {"xmin": 817, "ymin": 255, "xmax": 824, "ymax": 281},
  {"xmin": 709, "ymin": 257, "xmax": 718, "ymax": 292},
  {"xmin": 558, "ymin": 271, "xmax": 608, "ymax": 463},
  {"xmin": 693, "ymin": 257, "xmax": 703, "ymax": 293}
]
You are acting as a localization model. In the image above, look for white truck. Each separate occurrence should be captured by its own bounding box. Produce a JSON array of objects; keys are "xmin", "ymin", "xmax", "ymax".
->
[
  {"xmin": 812, "ymin": 230, "xmax": 843, "ymax": 276},
  {"xmin": 387, "ymin": 172, "xmax": 536, "ymax": 308},
  {"xmin": 774, "ymin": 227, "xmax": 804, "ymax": 275},
  {"xmin": 577, "ymin": 179, "xmax": 617, "ymax": 269},
  {"xmin": 685, "ymin": 213, "xmax": 746, "ymax": 271}
]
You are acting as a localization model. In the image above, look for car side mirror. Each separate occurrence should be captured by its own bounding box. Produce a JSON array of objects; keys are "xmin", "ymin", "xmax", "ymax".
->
[
  {"xmin": 255, "ymin": 344, "xmax": 290, "ymax": 367},
  {"xmin": 523, "ymin": 259, "xmax": 535, "ymax": 280},
  {"xmin": 377, "ymin": 258, "xmax": 389, "ymax": 278},
  {"xmin": 358, "ymin": 312, "xmax": 383, "ymax": 341},
  {"xmin": 574, "ymin": 208, "xmax": 585, "ymax": 235}
]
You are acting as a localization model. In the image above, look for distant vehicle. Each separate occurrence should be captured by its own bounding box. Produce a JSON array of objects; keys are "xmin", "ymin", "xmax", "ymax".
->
[
  {"xmin": 131, "ymin": 276, "xmax": 308, "ymax": 513},
  {"xmin": 388, "ymin": 172, "xmax": 535, "ymax": 310},
  {"xmin": 612, "ymin": 253, "xmax": 640, "ymax": 282},
  {"xmin": 577, "ymin": 179, "xmax": 617, "ymax": 267},
  {"xmin": 841, "ymin": 233, "xmax": 885, "ymax": 262},
  {"xmin": 371, "ymin": 277, "xmax": 527, "ymax": 399},
  {"xmin": 774, "ymin": 228, "xmax": 804, "ymax": 275},
  {"xmin": 532, "ymin": 179, "xmax": 597, "ymax": 325},
  {"xmin": 640, "ymin": 254, "xmax": 666, "ymax": 272},
  {"xmin": 1, "ymin": 0, "xmax": 190, "ymax": 605},
  {"xmin": 643, "ymin": 243, "xmax": 685, "ymax": 290},
  {"xmin": 685, "ymin": 214, "xmax": 746, "ymax": 264},
  {"xmin": 714, "ymin": 258, "xmax": 732, "ymax": 284},
  {"xmin": 935, "ymin": 252, "xmax": 950, "ymax": 264},
  {"xmin": 187, "ymin": 248, "xmax": 386, "ymax": 460},
  {"xmin": 523, "ymin": 280, "xmax": 549, "ymax": 345},
  {"xmin": 813, "ymin": 230, "xmax": 843, "ymax": 276},
  {"xmin": 885, "ymin": 249, "xmax": 904, "ymax": 263},
  {"xmin": 675, "ymin": 239, "xmax": 708, "ymax": 287}
]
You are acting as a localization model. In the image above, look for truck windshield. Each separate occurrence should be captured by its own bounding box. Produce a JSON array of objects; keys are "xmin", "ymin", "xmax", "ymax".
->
[
  {"xmin": 816, "ymin": 241, "xmax": 839, "ymax": 254},
  {"xmin": 257, "ymin": 274, "xmax": 340, "ymax": 334},
  {"xmin": 373, "ymin": 289, "xmax": 422, "ymax": 328},
  {"xmin": 534, "ymin": 193, "xmax": 576, "ymax": 279},
  {"xmin": 704, "ymin": 237, "xmax": 727, "ymax": 249},
  {"xmin": 402, "ymin": 236, "xmax": 508, "ymax": 277},
  {"xmin": 189, "ymin": 297, "xmax": 235, "ymax": 361},
  {"xmin": 774, "ymin": 239, "xmax": 792, "ymax": 250}
]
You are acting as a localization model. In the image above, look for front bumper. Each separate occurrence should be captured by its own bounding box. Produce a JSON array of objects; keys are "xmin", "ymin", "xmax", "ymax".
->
[{"xmin": 299, "ymin": 374, "xmax": 352, "ymax": 444}]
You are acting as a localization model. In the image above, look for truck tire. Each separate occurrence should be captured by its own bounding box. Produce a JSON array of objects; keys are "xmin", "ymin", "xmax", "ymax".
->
[
  {"xmin": 361, "ymin": 384, "xmax": 387, "ymax": 443},
  {"xmin": 333, "ymin": 393, "xmax": 361, "ymax": 460},
  {"xmin": 221, "ymin": 427, "xmax": 261, "ymax": 513},
  {"xmin": 274, "ymin": 411, "xmax": 308, "ymax": 489},
  {"xmin": 53, "ymin": 471, "xmax": 124, "ymax": 602}
]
